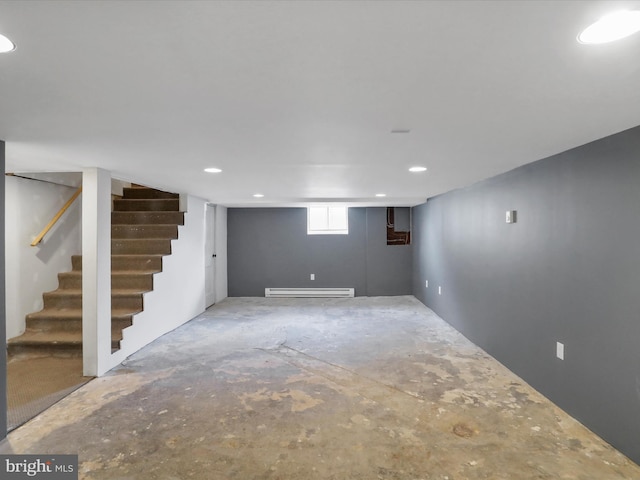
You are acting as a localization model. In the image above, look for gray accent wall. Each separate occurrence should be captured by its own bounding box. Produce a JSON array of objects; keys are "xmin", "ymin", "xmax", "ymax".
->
[
  {"xmin": 365, "ymin": 207, "xmax": 413, "ymax": 296},
  {"xmin": 1, "ymin": 141, "xmax": 6, "ymax": 439},
  {"xmin": 228, "ymin": 207, "xmax": 412, "ymax": 297},
  {"xmin": 411, "ymin": 125, "xmax": 640, "ymax": 464}
]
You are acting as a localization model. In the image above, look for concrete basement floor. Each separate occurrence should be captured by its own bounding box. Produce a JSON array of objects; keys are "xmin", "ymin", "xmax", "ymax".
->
[{"xmin": 1, "ymin": 296, "xmax": 638, "ymax": 479}]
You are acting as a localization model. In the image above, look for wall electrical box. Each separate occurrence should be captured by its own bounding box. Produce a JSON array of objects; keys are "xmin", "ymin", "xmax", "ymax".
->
[{"xmin": 506, "ymin": 210, "xmax": 517, "ymax": 224}]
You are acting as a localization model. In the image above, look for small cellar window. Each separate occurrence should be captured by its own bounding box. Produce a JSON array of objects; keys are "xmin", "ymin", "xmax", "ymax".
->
[{"xmin": 307, "ymin": 206, "xmax": 349, "ymax": 235}]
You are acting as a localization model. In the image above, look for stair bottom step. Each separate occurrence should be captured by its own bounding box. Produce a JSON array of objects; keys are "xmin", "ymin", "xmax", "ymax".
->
[
  {"xmin": 8, "ymin": 344, "xmax": 83, "ymax": 358},
  {"xmin": 8, "ymin": 331, "xmax": 122, "ymax": 357}
]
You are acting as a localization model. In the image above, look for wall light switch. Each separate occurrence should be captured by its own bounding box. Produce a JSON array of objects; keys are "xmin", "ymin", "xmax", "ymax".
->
[
  {"xmin": 438, "ymin": 286, "xmax": 442, "ymax": 295},
  {"xmin": 506, "ymin": 210, "xmax": 517, "ymax": 224},
  {"xmin": 310, "ymin": 274, "xmax": 315, "ymax": 281},
  {"xmin": 556, "ymin": 342, "xmax": 564, "ymax": 360},
  {"xmin": 425, "ymin": 280, "xmax": 429, "ymax": 288}
]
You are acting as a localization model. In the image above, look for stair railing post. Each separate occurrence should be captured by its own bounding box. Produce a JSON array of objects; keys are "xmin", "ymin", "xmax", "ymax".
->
[{"xmin": 82, "ymin": 168, "xmax": 112, "ymax": 376}]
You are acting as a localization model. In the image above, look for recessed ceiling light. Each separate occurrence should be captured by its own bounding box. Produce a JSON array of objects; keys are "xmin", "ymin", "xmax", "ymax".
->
[
  {"xmin": 253, "ymin": 193, "xmax": 264, "ymax": 198},
  {"xmin": 409, "ymin": 166, "xmax": 427, "ymax": 172},
  {"xmin": 204, "ymin": 167, "xmax": 222, "ymax": 173},
  {"xmin": 0, "ymin": 34, "xmax": 15, "ymax": 53},
  {"xmin": 578, "ymin": 10, "xmax": 640, "ymax": 44},
  {"xmin": 375, "ymin": 193, "xmax": 387, "ymax": 197}
]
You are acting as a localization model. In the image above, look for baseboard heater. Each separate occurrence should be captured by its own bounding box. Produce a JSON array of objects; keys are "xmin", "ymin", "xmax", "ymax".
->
[{"xmin": 265, "ymin": 287, "xmax": 355, "ymax": 298}]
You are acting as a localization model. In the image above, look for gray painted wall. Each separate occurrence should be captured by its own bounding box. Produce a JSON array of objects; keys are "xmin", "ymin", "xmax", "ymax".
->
[
  {"xmin": 1, "ymin": 141, "xmax": 6, "ymax": 438},
  {"xmin": 228, "ymin": 207, "xmax": 412, "ymax": 297},
  {"xmin": 365, "ymin": 207, "xmax": 413, "ymax": 296},
  {"xmin": 411, "ymin": 125, "xmax": 640, "ymax": 464}
]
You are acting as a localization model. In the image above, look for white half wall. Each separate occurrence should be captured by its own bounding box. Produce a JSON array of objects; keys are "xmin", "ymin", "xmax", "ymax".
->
[
  {"xmin": 82, "ymin": 168, "xmax": 112, "ymax": 377},
  {"xmin": 109, "ymin": 194, "xmax": 208, "ymax": 369},
  {"xmin": 5, "ymin": 175, "xmax": 82, "ymax": 339},
  {"xmin": 215, "ymin": 205, "xmax": 228, "ymax": 302}
]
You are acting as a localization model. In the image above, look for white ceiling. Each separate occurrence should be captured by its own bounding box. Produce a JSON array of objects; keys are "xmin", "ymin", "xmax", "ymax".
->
[{"xmin": 1, "ymin": 0, "xmax": 640, "ymax": 207}]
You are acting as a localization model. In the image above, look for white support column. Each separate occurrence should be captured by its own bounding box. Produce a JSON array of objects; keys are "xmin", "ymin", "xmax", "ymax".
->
[{"xmin": 82, "ymin": 168, "xmax": 112, "ymax": 376}]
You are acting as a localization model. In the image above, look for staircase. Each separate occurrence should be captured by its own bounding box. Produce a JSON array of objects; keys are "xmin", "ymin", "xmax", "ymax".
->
[{"xmin": 8, "ymin": 186, "xmax": 184, "ymax": 357}]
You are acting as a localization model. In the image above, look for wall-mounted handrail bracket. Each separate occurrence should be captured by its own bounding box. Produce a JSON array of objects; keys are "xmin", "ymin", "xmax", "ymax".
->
[{"xmin": 31, "ymin": 187, "xmax": 82, "ymax": 246}]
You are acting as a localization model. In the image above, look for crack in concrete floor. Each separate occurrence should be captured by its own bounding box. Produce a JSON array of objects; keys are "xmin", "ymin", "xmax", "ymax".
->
[{"xmin": 262, "ymin": 344, "xmax": 427, "ymax": 403}]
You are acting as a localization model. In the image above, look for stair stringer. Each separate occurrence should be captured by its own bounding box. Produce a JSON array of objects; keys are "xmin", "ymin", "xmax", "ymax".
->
[{"xmin": 108, "ymin": 194, "xmax": 207, "ymax": 369}]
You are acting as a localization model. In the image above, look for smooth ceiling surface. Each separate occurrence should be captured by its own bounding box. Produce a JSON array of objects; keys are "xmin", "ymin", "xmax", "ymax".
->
[{"xmin": 0, "ymin": 0, "xmax": 639, "ymax": 206}]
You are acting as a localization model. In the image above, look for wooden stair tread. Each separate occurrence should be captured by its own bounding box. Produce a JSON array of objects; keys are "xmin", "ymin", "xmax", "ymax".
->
[
  {"xmin": 111, "ymin": 270, "xmax": 159, "ymax": 275},
  {"xmin": 61, "ymin": 270, "xmax": 157, "ymax": 276},
  {"xmin": 113, "ymin": 199, "xmax": 180, "ymax": 212},
  {"xmin": 111, "ymin": 253, "xmax": 166, "ymax": 255},
  {"xmin": 121, "ymin": 188, "xmax": 178, "ymax": 199},
  {"xmin": 112, "ymin": 238, "xmax": 173, "ymax": 241},
  {"xmin": 111, "ymin": 224, "xmax": 179, "ymax": 239},
  {"xmin": 27, "ymin": 308, "xmax": 140, "ymax": 319},
  {"xmin": 43, "ymin": 289, "xmax": 148, "ymax": 297},
  {"xmin": 8, "ymin": 331, "xmax": 122, "ymax": 351},
  {"xmin": 111, "ymin": 211, "xmax": 185, "ymax": 226},
  {"xmin": 111, "ymin": 210, "xmax": 184, "ymax": 214},
  {"xmin": 9, "ymin": 330, "xmax": 83, "ymax": 344}
]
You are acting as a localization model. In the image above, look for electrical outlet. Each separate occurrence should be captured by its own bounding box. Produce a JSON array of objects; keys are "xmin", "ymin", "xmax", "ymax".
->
[
  {"xmin": 556, "ymin": 342, "xmax": 564, "ymax": 360},
  {"xmin": 310, "ymin": 274, "xmax": 315, "ymax": 281}
]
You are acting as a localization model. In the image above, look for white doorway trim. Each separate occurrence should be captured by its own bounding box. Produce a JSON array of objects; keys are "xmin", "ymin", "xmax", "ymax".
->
[{"xmin": 205, "ymin": 203, "xmax": 216, "ymax": 308}]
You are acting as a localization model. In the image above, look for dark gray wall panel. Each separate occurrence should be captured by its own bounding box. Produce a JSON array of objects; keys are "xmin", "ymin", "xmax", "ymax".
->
[
  {"xmin": 412, "ymin": 125, "xmax": 640, "ymax": 464},
  {"xmin": 0, "ymin": 141, "xmax": 6, "ymax": 438},
  {"xmin": 228, "ymin": 207, "xmax": 412, "ymax": 297}
]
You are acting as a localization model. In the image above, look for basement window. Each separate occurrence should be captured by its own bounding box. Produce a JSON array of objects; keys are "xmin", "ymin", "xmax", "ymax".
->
[{"xmin": 307, "ymin": 206, "xmax": 349, "ymax": 235}]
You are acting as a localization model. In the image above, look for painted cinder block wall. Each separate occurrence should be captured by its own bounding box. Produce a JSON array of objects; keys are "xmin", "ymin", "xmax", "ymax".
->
[{"xmin": 411, "ymin": 125, "xmax": 640, "ymax": 464}]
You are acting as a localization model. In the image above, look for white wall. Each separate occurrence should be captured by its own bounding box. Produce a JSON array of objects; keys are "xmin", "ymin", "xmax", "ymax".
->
[
  {"xmin": 5, "ymin": 175, "xmax": 82, "ymax": 339},
  {"xmin": 215, "ymin": 205, "xmax": 228, "ymax": 302},
  {"xmin": 109, "ymin": 194, "xmax": 208, "ymax": 368}
]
